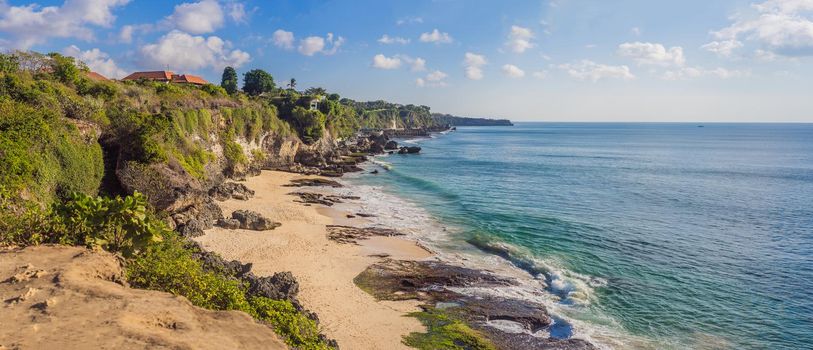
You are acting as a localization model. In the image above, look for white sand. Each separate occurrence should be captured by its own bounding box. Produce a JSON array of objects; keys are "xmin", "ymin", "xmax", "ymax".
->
[{"xmin": 194, "ymin": 171, "xmax": 433, "ymax": 350}]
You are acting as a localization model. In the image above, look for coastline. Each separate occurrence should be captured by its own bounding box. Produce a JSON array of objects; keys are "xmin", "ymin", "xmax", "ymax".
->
[{"xmin": 194, "ymin": 170, "xmax": 433, "ymax": 349}]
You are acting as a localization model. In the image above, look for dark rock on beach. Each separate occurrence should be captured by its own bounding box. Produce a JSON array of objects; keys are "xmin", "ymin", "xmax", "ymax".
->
[
  {"xmin": 397, "ymin": 146, "xmax": 422, "ymax": 154},
  {"xmin": 209, "ymin": 182, "xmax": 255, "ymax": 201},
  {"xmin": 247, "ymin": 271, "xmax": 300, "ymax": 302},
  {"xmin": 289, "ymin": 192, "xmax": 360, "ymax": 206},
  {"xmin": 354, "ymin": 259, "xmax": 596, "ymax": 350},
  {"xmin": 384, "ymin": 140, "xmax": 398, "ymax": 150},
  {"xmin": 217, "ymin": 210, "xmax": 281, "ymax": 231},
  {"xmin": 326, "ymin": 225, "xmax": 403, "ymax": 244},
  {"xmin": 284, "ymin": 178, "xmax": 343, "ymax": 188}
]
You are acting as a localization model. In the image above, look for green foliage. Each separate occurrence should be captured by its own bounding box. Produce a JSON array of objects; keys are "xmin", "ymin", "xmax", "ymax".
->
[
  {"xmin": 243, "ymin": 69, "xmax": 275, "ymax": 96},
  {"xmin": 201, "ymin": 83, "xmax": 228, "ymax": 97},
  {"xmin": 291, "ymin": 106, "xmax": 326, "ymax": 144},
  {"xmin": 221, "ymin": 66, "xmax": 239, "ymax": 95},
  {"xmin": 127, "ymin": 233, "xmax": 252, "ymax": 311},
  {"xmin": 51, "ymin": 192, "xmax": 163, "ymax": 256},
  {"xmin": 404, "ymin": 308, "xmax": 497, "ymax": 350},
  {"xmin": 222, "ymin": 132, "xmax": 248, "ymax": 169},
  {"xmin": 250, "ymin": 297, "xmax": 332, "ymax": 350},
  {"xmin": 304, "ymin": 87, "xmax": 327, "ymax": 97},
  {"xmin": 0, "ymin": 97, "xmax": 103, "ymax": 205},
  {"xmin": 47, "ymin": 52, "xmax": 85, "ymax": 85},
  {"xmin": 0, "ymin": 53, "xmax": 19, "ymax": 74}
]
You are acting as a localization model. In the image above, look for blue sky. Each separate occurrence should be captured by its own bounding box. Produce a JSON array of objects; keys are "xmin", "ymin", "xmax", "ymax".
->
[{"xmin": 1, "ymin": 0, "xmax": 812, "ymax": 121}]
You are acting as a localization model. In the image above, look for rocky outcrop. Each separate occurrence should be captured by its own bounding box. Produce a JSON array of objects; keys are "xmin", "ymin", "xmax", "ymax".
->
[
  {"xmin": 326, "ymin": 225, "xmax": 403, "ymax": 244},
  {"xmin": 218, "ymin": 210, "xmax": 281, "ymax": 231},
  {"xmin": 397, "ymin": 146, "xmax": 421, "ymax": 154},
  {"xmin": 209, "ymin": 182, "xmax": 255, "ymax": 201},
  {"xmin": 289, "ymin": 192, "xmax": 360, "ymax": 206},
  {"xmin": 354, "ymin": 259, "xmax": 596, "ymax": 350},
  {"xmin": 284, "ymin": 178, "xmax": 344, "ymax": 188},
  {"xmin": 384, "ymin": 140, "xmax": 398, "ymax": 150},
  {"xmin": 0, "ymin": 245, "xmax": 287, "ymax": 350}
]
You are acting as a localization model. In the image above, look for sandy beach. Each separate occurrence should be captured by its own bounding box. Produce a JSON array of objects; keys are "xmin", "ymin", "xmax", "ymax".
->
[{"xmin": 194, "ymin": 170, "xmax": 433, "ymax": 350}]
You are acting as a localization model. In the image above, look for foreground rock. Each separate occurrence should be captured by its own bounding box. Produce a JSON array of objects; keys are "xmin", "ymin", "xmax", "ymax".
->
[
  {"xmin": 0, "ymin": 245, "xmax": 287, "ymax": 350},
  {"xmin": 326, "ymin": 225, "xmax": 403, "ymax": 244},
  {"xmin": 397, "ymin": 146, "xmax": 422, "ymax": 154},
  {"xmin": 218, "ymin": 210, "xmax": 281, "ymax": 231},
  {"xmin": 355, "ymin": 259, "xmax": 596, "ymax": 350}
]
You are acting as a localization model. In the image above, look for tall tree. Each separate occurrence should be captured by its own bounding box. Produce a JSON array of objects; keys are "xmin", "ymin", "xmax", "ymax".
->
[
  {"xmin": 242, "ymin": 69, "xmax": 275, "ymax": 96},
  {"xmin": 287, "ymin": 78, "xmax": 297, "ymax": 90},
  {"xmin": 220, "ymin": 66, "xmax": 238, "ymax": 95}
]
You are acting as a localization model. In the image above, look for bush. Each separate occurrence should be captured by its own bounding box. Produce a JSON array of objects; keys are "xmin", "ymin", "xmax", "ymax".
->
[
  {"xmin": 51, "ymin": 192, "xmax": 163, "ymax": 256},
  {"xmin": 404, "ymin": 308, "xmax": 497, "ymax": 350},
  {"xmin": 250, "ymin": 297, "xmax": 332, "ymax": 350},
  {"xmin": 291, "ymin": 106, "xmax": 326, "ymax": 144}
]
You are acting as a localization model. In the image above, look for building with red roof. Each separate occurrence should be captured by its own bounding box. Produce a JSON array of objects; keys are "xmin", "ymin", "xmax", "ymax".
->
[
  {"xmin": 86, "ymin": 71, "xmax": 109, "ymax": 81},
  {"xmin": 122, "ymin": 70, "xmax": 209, "ymax": 86}
]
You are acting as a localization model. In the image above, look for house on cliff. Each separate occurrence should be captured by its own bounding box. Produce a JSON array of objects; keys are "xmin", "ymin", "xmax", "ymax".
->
[{"xmin": 122, "ymin": 71, "xmax": 208, "ymax": 85}]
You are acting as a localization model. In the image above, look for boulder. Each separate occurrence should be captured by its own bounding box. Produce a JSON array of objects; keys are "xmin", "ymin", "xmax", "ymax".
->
[
  {"xmin": 209, "ymin": 182, "xmax": 256, "ymax": 201},
  {"xmin": 397, "ymin": 147, "xmax": 408, "ymax": 154},
  {"xmin": 407, "ymin": 146, "xmax": 421, "ymax": 154},
  {"xmin": 246, "ymin": 271, "xmax": 300, "ymax": 302},
  {"xmin": 230, "ymin": 210, "xmax": 281, "ymax": 231},
  {"xmin": 384, "ymin": 140, "xmax": 398, "ymax": 150}
]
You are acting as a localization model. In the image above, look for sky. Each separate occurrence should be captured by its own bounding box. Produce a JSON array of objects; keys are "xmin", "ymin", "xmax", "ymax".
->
[{"xmin": 1, "ymin": 0, "xmax": 812, "ymax": 122}]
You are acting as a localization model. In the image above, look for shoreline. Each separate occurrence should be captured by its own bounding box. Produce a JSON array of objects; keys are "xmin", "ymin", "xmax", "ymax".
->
[{"xmin": 194, "ymin": 170, "xmax": 433, "ymax": 349}]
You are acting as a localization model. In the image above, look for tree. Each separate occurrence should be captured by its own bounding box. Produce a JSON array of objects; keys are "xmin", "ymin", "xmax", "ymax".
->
[
  {"xmin": 287, "ymin": 78, "xmax": 297, "ymax": 90},
  {"xmin": 242, "ymin": 69, "xmax": 275, "ymax": 96},
  {"xmin": 47, "ymin": 52, "xmax": 85, "ymax": 84},
  {"xmin": 291, "ymin": 106, "xmax": 326, "ymax": 144},
  {"xmin": 304, "ymin": 87, "xmax": 326, "ymax": 96},
  {"xmin": 220, "ymin": 66, "xmax": 238, "ymax": 95},
  {"xmin": 0, "ymin": 53, "xmax": 19, "ymax": 74}
]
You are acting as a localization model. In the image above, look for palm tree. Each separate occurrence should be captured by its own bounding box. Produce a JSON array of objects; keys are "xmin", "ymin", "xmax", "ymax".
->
[{"xmin": 287, "ymin": 78, "xmax": 296, "ymax": 90}]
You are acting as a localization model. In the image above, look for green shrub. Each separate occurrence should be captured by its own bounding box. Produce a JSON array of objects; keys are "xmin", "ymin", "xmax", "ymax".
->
[
  {"xmin": 126, "ymin": 234, "xmax": 252, "ymax": 310},
  {"xmin": 250, "ymin": 297, "xmax": 332, "ymax": 350},
  {"xmin": 51, "ymin": 192, "xmax": 163, "ymax": 256}
]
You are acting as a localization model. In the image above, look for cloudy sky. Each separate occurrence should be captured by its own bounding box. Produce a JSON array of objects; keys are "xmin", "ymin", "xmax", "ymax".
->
[{"xmin": 1, "ymin": 0, "xmax": 812, "ymax": 121}]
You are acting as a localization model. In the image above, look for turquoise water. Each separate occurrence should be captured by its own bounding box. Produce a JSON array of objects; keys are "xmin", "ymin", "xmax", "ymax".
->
[{"xmin": 350, "ymin": 123, "xmax": 813, "ymax": 349}]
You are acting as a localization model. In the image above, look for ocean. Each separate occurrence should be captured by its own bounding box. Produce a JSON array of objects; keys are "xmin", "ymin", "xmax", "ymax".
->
[{"xmin": 341, "ymin": 123, "xmax": 813, "ymax": 349}]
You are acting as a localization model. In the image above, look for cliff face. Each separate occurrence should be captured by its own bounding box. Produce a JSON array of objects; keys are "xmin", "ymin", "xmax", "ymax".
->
[
  {"xmin": 431, "ymin": 113, "xmax": 514, "ymax": 126},
  {"xmin": 0, "ymin": 245, "xmax": 287, "ymax": 350}
]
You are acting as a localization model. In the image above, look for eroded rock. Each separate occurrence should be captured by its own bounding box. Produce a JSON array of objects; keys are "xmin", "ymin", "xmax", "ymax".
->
[
  {"xmin": 217, "ymin": 210, "xmax": 281, "ymax": 231},
  {"xmin": 326, "ymin": 225, "xmax": 403, "ymax": 244}
]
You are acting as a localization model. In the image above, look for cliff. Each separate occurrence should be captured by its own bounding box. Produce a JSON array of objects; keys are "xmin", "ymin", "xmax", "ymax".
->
[{"xmin": 431, "ymin": 113, "xmax": 514, "ymax": 126}]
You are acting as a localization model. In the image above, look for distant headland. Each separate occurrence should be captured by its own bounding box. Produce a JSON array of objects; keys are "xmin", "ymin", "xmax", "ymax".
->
[{"xmin": 431, "ymin": 113, "xmax": 514, "ymax": 126}]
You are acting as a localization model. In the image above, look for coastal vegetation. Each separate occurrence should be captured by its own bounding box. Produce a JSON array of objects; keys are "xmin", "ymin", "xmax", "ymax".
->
[{"xmin": 0, "ymin": 49, "xmax": 514, "ymax": 350}]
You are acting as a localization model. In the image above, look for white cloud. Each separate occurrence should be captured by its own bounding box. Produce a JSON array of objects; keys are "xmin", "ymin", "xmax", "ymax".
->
[
  {"xmin": 297, "ymin": 33, "xmax": 344, "ymax": 56},
  {"xmin": 378, "ymin": 34, "xmax": 410, "ymax": 45},
  {"xmin": 298, "ymin": 36, "xmax": 324, "ymax": 56},
  {"xmin": 372, "ymin": 54, "xmax": 402, "ymax": 69},
  {"xmin": 532, "ymin": 70, "xmax": 548, "ymax": 79},
  {"xmin": 417, "ymin": 70, "xmax": 448, "ymax": 87},
  {"xmin": 506, "ymin": 25, "xmax": 535, "ymax": 53},
  {"xmin": 272, "ymin": 29, "xmax": 294, "ymax": 49},
  {"xmin": 463, "ymin": 52, "xmax": 487, "ymax": 80},
  {"xmin": 502, "ymin": 64, "xmax": 525, "ymax": 78},
  {"xmin": 558, "ymin": 60, "xmax": 635, "ymax": 82},
  {"xmin": 401, "ymin": 56, "xmax": 426, "ymax": 71},
  {"xmin": 755, "ymin": 48, "xmax": 780, "ymax": 61},
  {"xmin": 419, "ymin": 29, "xmax": 453, "ymax": 44},
  {"xmin": 631, "ymin": 27, "xmax": 642, "ymax": 36},
  {"xmin": 662, "ymin": 66, "xmax": 751, "ymax": 80},
  {"xmin": 64, "ymin": 45, "xmax": 127, "ymax": 78},
  {"xmin": 140, "ymin": 30, "xmax": 250, "ymax": 71},
  {"xmin": 396, "ymin": 16, "xmax": 423, "ymax": 25},
  {"xmin": 701, "ymin": 40, "xmax": 744, "ymax": 57},
  {"xmin": 227, "ymin": 2, "xmax": 248, "ymax": 23},
  {"xmin": 168, "ymin": 0, "xmax": 224, "ymax": 35},
  {"xmin": 617, "ymin": 42, "xmax": 686, "ymax": 66},
  {"xmin": 119, "ymin": 24, "xmax": 134, "ymax": 43},
  {"xmin": 711, "ymin": 0, "xmax": 813, "ymax": 57},
  {"xmin": 0, "ymin": 0, "xmax": 130, "ymax": 49}
]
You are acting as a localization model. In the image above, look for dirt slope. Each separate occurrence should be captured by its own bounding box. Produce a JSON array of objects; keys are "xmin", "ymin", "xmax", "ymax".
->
[{"xmin": 0, "ymin": 245, "xmax": 286, "ymax": 350}]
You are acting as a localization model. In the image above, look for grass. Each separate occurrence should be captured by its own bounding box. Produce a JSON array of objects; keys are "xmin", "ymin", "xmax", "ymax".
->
[{"xmin": 404, "ymin": 307, "xmax": 497, "ymax": 350}]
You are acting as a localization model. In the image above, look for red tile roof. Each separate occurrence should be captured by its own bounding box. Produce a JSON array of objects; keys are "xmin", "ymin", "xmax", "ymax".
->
[
  {"xmin": 171, "ymin": 74, "xmax": 208, "ymax": 85},
  {"xmin": 122, "ymin": 71, "xmax": 174, "ymax": 81},
  {"xmin": 86, "ymin": 71, "xmax": 109, "ymax": 81}
]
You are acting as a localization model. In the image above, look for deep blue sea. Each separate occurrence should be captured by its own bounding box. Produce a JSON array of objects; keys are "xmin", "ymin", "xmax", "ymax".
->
[{"xmin": 348, "ymin": 123, "xmax": 813, "ymax": 349}]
